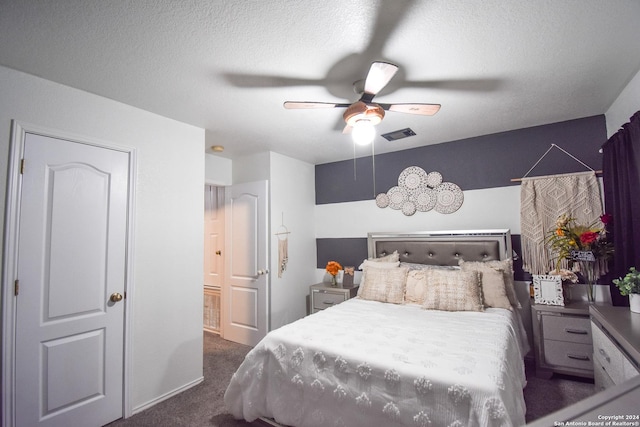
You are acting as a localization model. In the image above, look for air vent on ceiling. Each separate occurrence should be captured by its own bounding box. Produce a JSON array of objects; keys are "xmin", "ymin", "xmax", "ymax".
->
[{"xmin": 381, "ymin": 128, "xmax": 416, "ymax": 141}]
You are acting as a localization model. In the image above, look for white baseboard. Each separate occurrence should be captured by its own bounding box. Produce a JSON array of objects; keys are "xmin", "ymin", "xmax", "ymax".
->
[{"xmin": 130, "ymin": 376, "xmax": 205, "ymax": 416}]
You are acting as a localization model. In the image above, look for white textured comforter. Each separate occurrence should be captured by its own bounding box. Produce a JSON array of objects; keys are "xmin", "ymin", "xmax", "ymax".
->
[{"xmin": 224, "ymin": 298, "xmax": 529, "ymax": 427}]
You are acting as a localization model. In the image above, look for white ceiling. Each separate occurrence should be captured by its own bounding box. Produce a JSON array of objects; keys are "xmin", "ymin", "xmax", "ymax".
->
[{"xmin": 1, "ymin": 1, "xmax": 639, "ymax": 165}]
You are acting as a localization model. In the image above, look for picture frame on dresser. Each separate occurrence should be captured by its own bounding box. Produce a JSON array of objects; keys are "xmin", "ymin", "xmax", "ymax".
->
[{"xmin": 533, "ymin": 274, "xmax": 564, "ymax": 306}]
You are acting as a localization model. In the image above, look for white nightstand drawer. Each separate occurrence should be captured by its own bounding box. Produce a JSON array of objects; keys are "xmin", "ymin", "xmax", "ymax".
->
[
  {"xmin": 543, "ymin": 340, "xmax": 593, "ymax": 371},
  {"xmin": 312, "ymin": 290, "xmax": 346, "ymax": 310},
  {"xmin": 542, "ymin": 315, "xmax": 592, "ymax": 344}
]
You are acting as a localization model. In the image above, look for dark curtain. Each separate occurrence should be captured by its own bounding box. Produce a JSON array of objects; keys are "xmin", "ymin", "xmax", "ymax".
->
[{"xmin": 602, "ymin": 110, "xmax": 640, "ymax": 306}]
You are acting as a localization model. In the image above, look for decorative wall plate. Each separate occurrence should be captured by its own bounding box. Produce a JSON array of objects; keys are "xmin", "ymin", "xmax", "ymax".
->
[
  {"xmin": 414, "ymin": 188, "xmax": 437, "ymax": 212},
  {"xmin": 426, "ymin": 171, "xmax": 443, "ymax": 188},
  {"xmin": 434, "ymin": 182, "xmax": 464, "ymax": 214},
  {"xmin": 375, "ymin": 193, "xmax": 390, "ymax": 208},
  {"xmin": 398, "ymin": 166, "xmax": 427, "ymax": 191},
  {"xmin": 402, "ymin": 201, "xmax": 417, "ymax": 216},
  {"xmin": 387, "ymin": 186, "xmax": 409, "ymax": 210}
]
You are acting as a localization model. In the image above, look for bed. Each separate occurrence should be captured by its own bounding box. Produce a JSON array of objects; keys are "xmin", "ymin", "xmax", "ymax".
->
[{"xmin": 224, "ymin": 230, "xmax": 530, "ymax": 427}]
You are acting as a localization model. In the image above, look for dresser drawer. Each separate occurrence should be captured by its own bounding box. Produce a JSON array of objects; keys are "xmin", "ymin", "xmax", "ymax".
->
[
  {"xmin": 543, "ymin": 339, "xmax": 593, "ymax": 371},
  {"xmin": 592, "ymin": 321, "xmax": 640, "ymax": 385},
  {"xmin": 312, "ymin": 290, "xmax": 345, "ymax": 309},
  {"xmin": 594, "ymin": 357, "xmax": 615, "ymax": 392},
  {"xmin": 542, "ymin": 314, "xmax": 592, "ymax": 344},
  {"xmin": 592, "ymin": 322, "xmax": 625, "ymax": 384}
]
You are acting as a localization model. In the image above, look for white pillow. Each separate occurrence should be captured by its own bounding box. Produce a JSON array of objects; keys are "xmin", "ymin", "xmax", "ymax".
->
[
  {"xmin": 404, "ymin": 269, "xmax": 428, "ymax": 304},
  {"xmin": 358, "ymin": 264, "xmax": 408, "ymax": 304},
  {"xmin": 459, "ymin": 259, "xmax": 520, "ymax": 308},
  {"xmin": 359, "ymin": 259, "xmax": 400, "ymax": 270},
  {"xmin": 422, "ymin": 269, "xmax": 484, "ymax": 312}
]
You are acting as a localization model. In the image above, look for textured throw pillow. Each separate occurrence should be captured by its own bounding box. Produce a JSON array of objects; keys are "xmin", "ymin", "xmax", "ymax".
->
[
  {"xmin": 459, "ymin": 259, "xmax": 520, "ymax": 308},
  {"xmin": 358, "ymin": 265, "xmax": 408, "ymax": 304},
  {"xmin": 459, "ymin": 262, "xmax": 511, "ymax": 310},
  {"xmin": 400, "ymin": 262, "xmax": 460, "ymax": 272},
  {"xmin": 358, "ymin": 251, "xmax": 400, "ymax": 270},
  {"xmin": 404, "ymin": 269, "xmax": 428, "ymax": 304},
  {"xmin": 422, "ymin": 269, "xmax": 484, "ymax": 312}
]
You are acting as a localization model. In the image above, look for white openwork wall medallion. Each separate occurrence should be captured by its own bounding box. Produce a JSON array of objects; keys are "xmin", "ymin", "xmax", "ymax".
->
[{"xmin": 376, "ymin": 166, "xmax": 463, "ymax": 216}]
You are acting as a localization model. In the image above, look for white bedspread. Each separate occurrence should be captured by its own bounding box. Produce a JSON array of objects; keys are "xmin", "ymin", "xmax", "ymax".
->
[{"xmin": 224, "ymin": 298, "xmax": 528, "ymax": 427}]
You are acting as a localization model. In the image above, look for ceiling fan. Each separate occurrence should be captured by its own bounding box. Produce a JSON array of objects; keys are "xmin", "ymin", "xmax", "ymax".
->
[{"xmin": 283, "ymin": 61, "xmax": 441, "ymax": 139}]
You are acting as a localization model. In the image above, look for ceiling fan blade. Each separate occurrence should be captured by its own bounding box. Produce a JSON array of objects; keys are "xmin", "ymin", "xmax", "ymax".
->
[
  {"xmin": 363, "ymin": 61, "xmax": 399, "ymax": 96},
  {"xmin": 342, "ymin": 124, "xmax": 353, "ymax": 134},
  {"xmin": 379, "ymin": 103, "xmax": 441, "ymax": 116},
  {"xmin": 283, "ymin": 101, "xmax": 350, "ymax": 109}
]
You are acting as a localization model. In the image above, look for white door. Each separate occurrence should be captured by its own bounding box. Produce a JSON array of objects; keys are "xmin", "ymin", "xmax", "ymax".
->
[
  {"xmin": 204, "ymin": 185, "xmax": 225, "ymax": 288},
  {"xmin": 15, "ymin": 133, "xmax": 129, "ymax": 426},
  {"xmin": 223, "ymin": 180, "xmax": 269, "ymax": 346}
]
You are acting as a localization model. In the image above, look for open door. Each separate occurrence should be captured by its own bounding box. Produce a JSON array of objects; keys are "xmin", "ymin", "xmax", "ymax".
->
[{"xmin": 222, "ymin": 180, "xmax": 269, "ymax": 346}]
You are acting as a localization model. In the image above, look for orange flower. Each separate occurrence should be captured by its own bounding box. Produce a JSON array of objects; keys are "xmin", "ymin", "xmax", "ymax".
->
[
  {"xmin": 555, "ymin": 228, "xmax": 564, "ymax": 237},
  {"xmin": 325, "ymin": 261, "xmax": 343, "ymax": 276}
]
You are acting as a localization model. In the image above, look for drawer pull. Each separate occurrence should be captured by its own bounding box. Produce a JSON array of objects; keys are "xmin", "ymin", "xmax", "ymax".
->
[
  {"xmin": 565, "ymin": 328, "xmax": 588, "ymax": 335},
  {"xmin": 598, "ymin": 348, "xmax": 611, "ymax": 363},
  {"xmin": 323, "ymin": 301, "xmax": 335, "ymax": 305},
  {"xmin": 567, "ymin": 353, "xmax": 590, "ymax": 361}
]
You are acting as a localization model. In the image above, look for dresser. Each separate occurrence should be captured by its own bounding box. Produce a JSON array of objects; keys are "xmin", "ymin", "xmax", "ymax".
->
[
  {"xmin": 309, "ymin": 283, "xmax": 359, "ymax": 314},
  {"xmin": 527, "ymin": 305, "xmax": 640, "ymax": 426},
  {"xmin": 531, "ymin": 302, "xmax": 594, "ymax": 379},
  {"xmin": 590, "ymin": 304, "xmax": 640, "ymax": 391}
]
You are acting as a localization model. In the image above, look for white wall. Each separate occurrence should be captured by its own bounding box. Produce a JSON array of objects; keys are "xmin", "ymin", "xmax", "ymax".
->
[
  {"xmin": 205, "ymin": 153, "xmax": 232, "ymax": 185},
  {"xmin": 606, "ymin": 68, "xmax": 640, "ymax": 136},
  {"xmin": 0, "ymin": 66, "xmax": 205, "ymax": 414},
  {"xmin": 268, "ymin": 152, "xmax": 317, "ymax": 328}
]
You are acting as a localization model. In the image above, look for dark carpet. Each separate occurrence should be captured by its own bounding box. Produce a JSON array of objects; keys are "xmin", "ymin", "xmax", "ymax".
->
[{"xmin": 107, "ymin": 332, "xmax": 595, "ymax": 426}]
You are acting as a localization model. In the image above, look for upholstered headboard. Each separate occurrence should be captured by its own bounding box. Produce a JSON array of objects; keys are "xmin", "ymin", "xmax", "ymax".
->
[{"xmin": 367, "ymin": 229, "xmax": 512, "ymax": 266}]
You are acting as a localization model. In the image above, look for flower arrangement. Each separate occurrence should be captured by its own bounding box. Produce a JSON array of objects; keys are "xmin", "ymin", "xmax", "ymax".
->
[
  {"xmin": 546, "ymin": 213, "xmax": 613, "ymax": 302},
  {"xmin": 326, "ymin": 260, "xmax": 343, "ymax": 286},
  {"xmin": 546, "ymin": 213, "xmax": 614, "ymax": 269},
  {"xmin": 613, "ymin": 267, "xmax": 640, "ymax": 296}
]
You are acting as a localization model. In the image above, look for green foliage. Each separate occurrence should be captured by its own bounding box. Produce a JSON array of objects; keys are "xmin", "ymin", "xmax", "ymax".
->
[{"xmin": 613, "ymin": 267, "xmax": 640, "ymax": 296}]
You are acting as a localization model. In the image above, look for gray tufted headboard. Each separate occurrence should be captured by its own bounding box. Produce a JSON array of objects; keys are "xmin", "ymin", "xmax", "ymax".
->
[{"xmin": 367, "ymin": 229, "xmax": 512, "ymax": 266}]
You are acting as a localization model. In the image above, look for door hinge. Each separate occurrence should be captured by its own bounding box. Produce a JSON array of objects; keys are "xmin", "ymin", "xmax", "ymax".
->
[
  {"xmin": 14, "ymin": 279, "xmax": 19, "ymax": 296},
  {"xmin": 20, "ymin": 159, "xmax": 25, "ymax": 174}
]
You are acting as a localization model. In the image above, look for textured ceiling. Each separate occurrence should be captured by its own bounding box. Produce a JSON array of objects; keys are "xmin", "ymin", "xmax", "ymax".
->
[{"xmin": 1, "ymin": 0, "xmax": 639, "ymax": 164}]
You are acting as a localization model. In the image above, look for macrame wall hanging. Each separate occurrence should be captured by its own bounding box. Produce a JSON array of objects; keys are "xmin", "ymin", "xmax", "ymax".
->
[{"xmin": 375, "ymin": 166, "xmax": 464, "ymax": 216}]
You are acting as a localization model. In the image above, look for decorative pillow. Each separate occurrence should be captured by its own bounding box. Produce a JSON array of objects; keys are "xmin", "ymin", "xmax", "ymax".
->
[
  {"xmin": 404, "ymin": 269, "xmax": 428, "ymax": 304},
  {"xmin": 358, "ymin": 265, "xmax": 409, "ymax": 304},
  {"xmin": 358, "ymin": 251, "xmax": 400, "ymax": 270},
  {"xmin": 459, "ymin": 262, "xmax": 511, "ymax": 310},
  {"xmin": 459, "ymin": 259, "xmax": 520, "ymax": 308},
  {"xmin": 401, "ymin": 262, "xmax": 460, "ymax": 271},
  {"xmin": 422, "ymin": 269, "xmax": 484, "ymax": 312},
  {"xmin": 359, "ymin": 259, "xmax": 400, "ymax": 270}
]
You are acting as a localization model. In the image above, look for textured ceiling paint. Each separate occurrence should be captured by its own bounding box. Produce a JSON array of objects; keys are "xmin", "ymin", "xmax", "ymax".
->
[{"xmin": 1, "ymin": 0, "xmax": 639, "ymax": 164}]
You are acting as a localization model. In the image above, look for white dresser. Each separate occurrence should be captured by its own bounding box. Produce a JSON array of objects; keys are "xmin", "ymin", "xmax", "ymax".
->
[{"xmin": 590, "ymin": 304, "xmax": 640, "ymax": 391}]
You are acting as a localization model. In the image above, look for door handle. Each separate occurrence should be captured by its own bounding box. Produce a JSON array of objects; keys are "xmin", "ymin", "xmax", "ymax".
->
[{"xmin": 110, "ymin": 292, "xmax": 124, "ymax": 303}]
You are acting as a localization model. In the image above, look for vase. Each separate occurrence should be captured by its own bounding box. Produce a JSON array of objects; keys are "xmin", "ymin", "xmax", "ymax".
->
[
  {"xmin": 578, "ymin": 260, "xmax": 597, "ymax": 303},
  {"xmin": 630, "ymin": 294, "xmax": 640, "ymax": 314},
  {"xmin": 330, "ymin": 275, "xmax": 338, "ymax": 287}
]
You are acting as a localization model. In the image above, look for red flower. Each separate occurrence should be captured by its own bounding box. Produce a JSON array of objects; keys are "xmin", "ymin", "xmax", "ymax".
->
[
  {"xmin": 579, "ymin": 231, "xmax": 599, "ymax": 245},
  {"xmin": 600, "ymin": 213, "xmax": 613, "ymax": 225}
]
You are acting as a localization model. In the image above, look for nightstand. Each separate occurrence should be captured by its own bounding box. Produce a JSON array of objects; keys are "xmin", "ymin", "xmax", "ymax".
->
[
  {"xmin": 531, "ymin": 302, "xmax": 594, "ymax": 379},
  {"xmin": 309, "ymin": 283, "xmax": 359, "ymax": 314}
]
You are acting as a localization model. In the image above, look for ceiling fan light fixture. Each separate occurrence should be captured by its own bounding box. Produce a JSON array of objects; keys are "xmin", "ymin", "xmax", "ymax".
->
[
  {"xmin": 351, "ymin": 120, "xmax": 376, "ymax": 145},
  {"xmin": 343, "ymin": 101, "xmax": 385, "ymax": 127}
]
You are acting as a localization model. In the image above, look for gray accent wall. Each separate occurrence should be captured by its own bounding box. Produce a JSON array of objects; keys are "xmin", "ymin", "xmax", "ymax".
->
[{"xmin": 315, "ymin": 114, "xmax": 607, "ymax": 280}]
